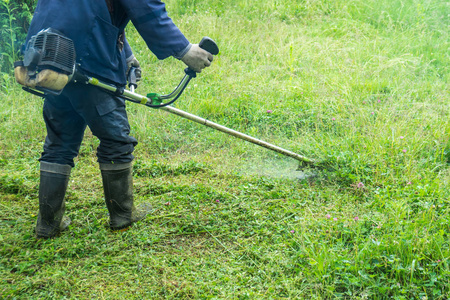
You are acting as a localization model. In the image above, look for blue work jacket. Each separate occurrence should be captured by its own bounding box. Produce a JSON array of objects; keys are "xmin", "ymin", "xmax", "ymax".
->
[{"xmin": 26, "ymin": 0, "xmax": 190, "ymax": 85}]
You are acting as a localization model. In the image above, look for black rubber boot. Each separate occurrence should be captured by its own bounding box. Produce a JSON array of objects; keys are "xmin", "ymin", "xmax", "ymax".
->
[
  {"xmin": 100, "ymin": 162, "xmax": 148, "ymax": 230},
  {"xmin": 35, "ymin": 162, "xmax": 71, "ymax": 239}
]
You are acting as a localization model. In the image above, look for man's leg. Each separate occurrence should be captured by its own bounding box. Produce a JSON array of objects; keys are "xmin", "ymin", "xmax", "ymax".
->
[
  {"xmin": 68, "ymin": 84, "xmax": 147, "ymax": 230},
  {"xmin": 36, "ymin": 162, "xmax": 72, "ymax": 238},
  {"xmin": 99, "ymin": 162, "xmax": 133, "ymax": 229},
  {"xmin": 36, "ymin": 91, "xmax": 86, "ymax": 238}
]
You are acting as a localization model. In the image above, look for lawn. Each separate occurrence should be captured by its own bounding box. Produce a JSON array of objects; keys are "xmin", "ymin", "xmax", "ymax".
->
[{"xmin": 1, "ymin": 0, "xmax": 449, "ymax": 298}]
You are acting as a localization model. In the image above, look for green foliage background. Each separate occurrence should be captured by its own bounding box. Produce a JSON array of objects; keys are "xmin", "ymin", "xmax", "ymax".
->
[{"xmin": 0, "ymin": 0, "xmax": 35, "ymax": 73}]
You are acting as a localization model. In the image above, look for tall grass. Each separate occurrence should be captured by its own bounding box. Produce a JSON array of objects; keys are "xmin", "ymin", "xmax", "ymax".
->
[
  {"xmin": 1, "ymin": 0, "xmax": 449, "ymax": 298},
  {"xmin": 0, "ymin": 0, "xmax": 34, "ymax": 73}
]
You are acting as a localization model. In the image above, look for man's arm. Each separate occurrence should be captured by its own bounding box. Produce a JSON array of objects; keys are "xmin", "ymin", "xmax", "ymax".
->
[
  {"xmin": 120, "ymin": 0, "xmax": 189, "ymax": 59},
  {"xmin": 120, "ymin": 0, "xmax": 212, "ymax": 72}
]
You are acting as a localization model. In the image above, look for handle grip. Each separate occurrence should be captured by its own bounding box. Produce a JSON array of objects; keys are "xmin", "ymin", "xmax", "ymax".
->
[
  {"xmin": 198, "ymin": 36, "xmax": 219, "ymax": 55},
  {"xmin": 128, "ymin": 67, "xmax": 138, "ymax": 92},
  {"xmin": 185, "ymin": 37, "xmax": 219, "ymax": 77}
]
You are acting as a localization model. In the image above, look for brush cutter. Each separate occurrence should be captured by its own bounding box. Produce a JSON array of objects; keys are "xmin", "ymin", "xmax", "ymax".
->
[{"xmin": 14, "ymin": 28, "xmax": 318, "ymax": 168}]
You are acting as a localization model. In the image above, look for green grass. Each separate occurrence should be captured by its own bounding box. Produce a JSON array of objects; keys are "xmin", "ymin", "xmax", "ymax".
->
[{"xmin": 1, "ymin": 0, "xmax": 449, "ymax": 298}]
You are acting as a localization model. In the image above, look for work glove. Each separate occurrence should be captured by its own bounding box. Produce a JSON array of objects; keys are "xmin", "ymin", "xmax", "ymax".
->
[
  {"xmin": 181, "ymin": 44, "xmax": 213, "ymax": 73},
  {"xmin": 126, "ymin": 55, "xmax": 142, "ymax": 82}
]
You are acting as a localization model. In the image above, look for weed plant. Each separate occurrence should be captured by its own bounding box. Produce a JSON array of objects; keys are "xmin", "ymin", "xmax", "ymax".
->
[{"xmin": 0, "ymin": 0, "xmax": 449, "ymax": 298}]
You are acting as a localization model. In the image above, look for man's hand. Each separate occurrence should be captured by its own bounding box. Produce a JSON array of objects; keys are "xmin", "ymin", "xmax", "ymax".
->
[
  {"xmin": 181, "ymin": 44, "xmax": 214, "ymax": 73},
  {"xmin": 126, "ymin": 55, "xmax": 142, "ymax": 82}
]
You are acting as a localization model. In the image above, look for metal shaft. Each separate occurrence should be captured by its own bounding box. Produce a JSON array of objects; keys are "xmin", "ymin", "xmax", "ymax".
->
[{"xmin": 160, "ymin": 105, "xmax": 314, "ymax": 164}]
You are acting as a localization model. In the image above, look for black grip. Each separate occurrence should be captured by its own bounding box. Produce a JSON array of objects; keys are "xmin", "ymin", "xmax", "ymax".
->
[
  {"xmin": 128, "ymin": 66, "xmax": 137, "ymax": 89},
  {"xmin": 198, "ymin": 37, "xmax": 219, "ymax": 55}
]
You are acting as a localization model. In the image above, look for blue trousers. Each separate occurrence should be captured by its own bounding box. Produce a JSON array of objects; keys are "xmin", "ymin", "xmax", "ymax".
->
[{"xmin": 40, "ymin": 82, "xmax": 138, "ymax": 167}]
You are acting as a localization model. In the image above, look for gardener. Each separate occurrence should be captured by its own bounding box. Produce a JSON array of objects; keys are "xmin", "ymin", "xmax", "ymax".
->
[{"xmin": 26, "ymin": 0, "xmax": 213, "ymax": 238}]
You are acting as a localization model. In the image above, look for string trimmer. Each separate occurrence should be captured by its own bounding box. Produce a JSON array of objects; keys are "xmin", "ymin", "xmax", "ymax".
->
[{"xmin": 14, "ymin": 28, "xmax": 318, "ymax": 169}]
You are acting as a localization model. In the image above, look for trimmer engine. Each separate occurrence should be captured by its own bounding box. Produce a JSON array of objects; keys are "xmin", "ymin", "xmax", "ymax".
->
[{"xmin": 14, "ymin": 28, "xmax": 76, "ymax": 94}]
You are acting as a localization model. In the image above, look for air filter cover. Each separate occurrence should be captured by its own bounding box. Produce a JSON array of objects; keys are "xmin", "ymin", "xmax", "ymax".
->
[{"xmin": 24, "ymin": 28, "xmax": 76, "ymax": 75}]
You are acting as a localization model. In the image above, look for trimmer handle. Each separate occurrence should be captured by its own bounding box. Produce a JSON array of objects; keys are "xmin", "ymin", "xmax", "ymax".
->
[
  {"xmin": 128, "ymin": 67, "xmax": 138, "ymax": 92},
  {"xmin": 199, "ymin": 36, "xmax": 219, "ymax": 55},
  {"xmin": 185, "ymin": 36, "xmax": 219, "ymax": 77}
]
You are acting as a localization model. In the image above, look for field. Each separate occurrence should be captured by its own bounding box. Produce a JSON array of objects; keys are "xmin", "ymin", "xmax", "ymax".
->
[{"xmin": 0, "ymin": 0, "xmax": 449, "ymax": 298}]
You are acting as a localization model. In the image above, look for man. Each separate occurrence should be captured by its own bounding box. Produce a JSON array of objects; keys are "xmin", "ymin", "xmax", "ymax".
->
[{"xmin": 25, "ymin": 0, "xmax": 213, "ymax": 238}]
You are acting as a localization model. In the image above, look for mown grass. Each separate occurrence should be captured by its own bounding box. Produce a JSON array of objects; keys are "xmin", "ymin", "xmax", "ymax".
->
[{"xmin": 1, "ymin": 0, "xmax": 449, "ymax": 298}]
